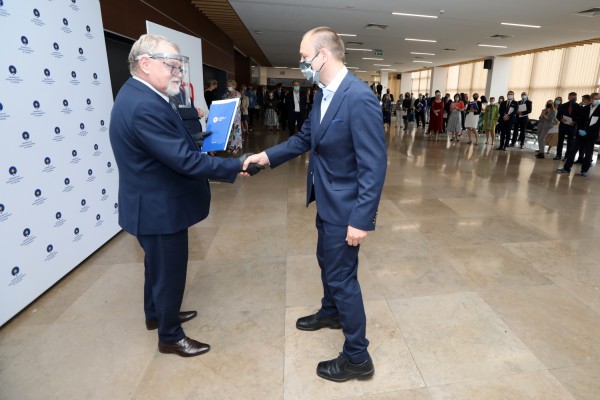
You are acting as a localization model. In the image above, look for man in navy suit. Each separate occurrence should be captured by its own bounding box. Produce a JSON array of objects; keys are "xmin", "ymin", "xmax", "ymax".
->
[
  {"xmin": 497, "ymin": 91, "xmax": 519, "ymax": 151},
  {"xmin": 243, "ymin": 27, "xmax": 387, "ymax": 382},
  {"xmin": 285, "ymin": 80, "xmax": 308, "ymax": 136},
  {"xmin": 109, "ymin": 34, "xmax": 260, "ymax": 358}
]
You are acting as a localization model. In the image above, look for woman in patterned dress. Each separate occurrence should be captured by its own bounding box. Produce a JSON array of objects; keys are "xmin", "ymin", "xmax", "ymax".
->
[{"xmin": 222, "ymin": 79, "xmax": 243, "ymax": 155}]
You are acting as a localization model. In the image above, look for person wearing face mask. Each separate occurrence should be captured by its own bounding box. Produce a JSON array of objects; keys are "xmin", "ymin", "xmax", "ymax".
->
[
  {"xmin": 442, "ymin": 93, "xmax": 451, "ymax": 132},
  {"xmin": 535, "ymin": 99, "xmax": 557, "ymax": 158},
  {"xmin": 401, "ymin": 92, "xmax": 413, "ymax": 130},
  {"xmin": 414, "ymin": 93, "xmax": 427, "ymax": 129},
  {"xmin": 557, "ymin": 93, "xmax": 600, "ymax": 176},
  {"xmin": 263, "ymin": 90, "xmax": 279, "ymax": 131},
  {"xmin": 497, "ymin": 91, "xmax": 519, "ymax": 151},
  {"xmin": 447, "ymin": 94, "xmax": 464, "ymax": 142},
  {"xmin": 274, "ymin": 83, "xmax": 287, "ymax": 130},
  {"xmin": 285, "ymin": 80, "xmax": 308, "ymax": 136},
  {"xmin": 241, "ymin": 26, "xmax": 387, "ymax": 382},
  {"xmin": 222, "ymin": 80, "xmax": 243, "ymax": 155},
  {"xmin": 512, "ymin": 92, "xmax": 532, "ymax": 148},
  {"xmin": 428, "ymin": 92, "xmax": 444, "ymax": 139},
  {"xmin": 483, "ymin": 97, "xmax": 499, "ymax": 146},
  {"xmin": 465, "ymin": 93, "xmax": 482, "ymax": 145},
  {"xmin": 381, "ymin": 89, "xmax": 394, "ymax": 131},
  {"xmin": 554, "ymin": 92, "xmax": 580, "ymax": 160}
]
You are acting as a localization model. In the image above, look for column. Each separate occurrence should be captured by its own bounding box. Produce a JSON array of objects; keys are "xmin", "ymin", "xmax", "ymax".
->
[
  {"xmin": 430, "ymin": 67, "xmax": 448, "ymax": 94},
  {"xmin": 485, "ymin": 56, "xmax": 512, "ymax": 99}
]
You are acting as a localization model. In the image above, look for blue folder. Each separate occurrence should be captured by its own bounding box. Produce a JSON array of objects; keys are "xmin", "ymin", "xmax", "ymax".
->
[{"xmin": 201, "ymin": 98, "xmax": 240, "ymax": 152}]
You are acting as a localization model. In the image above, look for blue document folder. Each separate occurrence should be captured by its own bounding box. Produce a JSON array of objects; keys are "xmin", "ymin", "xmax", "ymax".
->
[{"xmin": 201, "ymin": 98, "xmax": 239, "ymax": 152}]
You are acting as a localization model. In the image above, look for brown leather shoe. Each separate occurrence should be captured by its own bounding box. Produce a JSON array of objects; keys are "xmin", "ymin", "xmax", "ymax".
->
[
  {"xmin": 145, "ymin": 311, "xmax": 197, "ymax": 330},
  {"xmin": 158, "ymin": 336, "xmax": 210, "ymax": 357}
]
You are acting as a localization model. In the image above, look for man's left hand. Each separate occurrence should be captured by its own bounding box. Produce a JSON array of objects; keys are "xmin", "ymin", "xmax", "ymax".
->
[
  {"xmin": 196, "ymin": 108, "xmax": 205, "ymax": 118},
  {"xmin": 346, "ymin": 226, "xmax": 367, "ymax": 247}
]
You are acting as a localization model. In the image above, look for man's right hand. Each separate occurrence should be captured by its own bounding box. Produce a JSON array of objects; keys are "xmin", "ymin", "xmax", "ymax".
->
[{"xmin": 242, "ymin": 151, "xmax": 270, "ymax": 171}]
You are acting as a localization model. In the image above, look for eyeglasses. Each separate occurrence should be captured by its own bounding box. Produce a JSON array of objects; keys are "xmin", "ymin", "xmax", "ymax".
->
[
  {"xmin": 160, "ymin": 60, "xmax": 186, "ymax": 76},
  {"xmin": 135, "ymin": 52, "xmax": 188, "ymax": 76}
]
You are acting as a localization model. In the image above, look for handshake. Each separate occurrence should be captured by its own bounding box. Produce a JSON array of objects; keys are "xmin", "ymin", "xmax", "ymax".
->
[{"xmin": 238, "ymin": 152, "xmax": 269, "ymax": 176}]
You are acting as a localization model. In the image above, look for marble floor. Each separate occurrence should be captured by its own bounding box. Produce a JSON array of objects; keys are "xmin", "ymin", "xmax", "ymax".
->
[{"xmin": 2, "ymin": 121, "xmax": 600, "ymax": 399}]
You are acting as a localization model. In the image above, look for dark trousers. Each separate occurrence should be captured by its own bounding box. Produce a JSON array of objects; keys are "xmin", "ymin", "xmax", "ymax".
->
[
  {"xmin": 499, "ymin": 121, "xmax": 514, "ymax": 149},
  {"xmin": 415, "ymin": 110, "xmax": 426, "ymax": 127},
  {"xmin": 315, "ymin": 214, "xmax": 369, "ymax": 364},
  {"xmin": 137, "ymin": 229, "xmax": 188, "ymax": 343},
  {"xmin": 564, "ymin": 132, "xmax": 599, "ymax": 173},
  {"xmin": 248, "ymin": 108, "xmax": 255, "ymax": 128},
  {"xmin": 288, "ymin": 111, "xmax": 305, "ymax": 136},
  {"xmin": 556, "ymin": 123, "xmax": 575, "ymax": 158},
  {"xmin": 512, "ymin": 117, "xmax": 528, "ymax": 145}
]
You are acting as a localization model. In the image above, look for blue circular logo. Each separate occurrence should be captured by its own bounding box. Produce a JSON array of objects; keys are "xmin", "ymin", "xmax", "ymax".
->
[
  {"xmin": 86, "ymin": 98, "xmax": 91, "ymax": 105},
  {"xmin": 44, "ymin": 157, "xmax": 51, "ymax": 165},
  {"xmin": 33, "ymin": 100, "xmax": 40, "ymax": 109},
  {"xmin": 0, "ymin": 103, "xmax": 3, "ymax": 111},
  {"xmin": 54, "ymin": 127, "xmax": 61, "ymax": 135},
  {"xmin": 11, "ymin": 267, "xmax": 19, "ymax": 277},
  {"xmin": 96, "ymin": 214, "xmax": 101, "ymax": 221},
  {"xmin": 34, "ymin": 189, "xmax": 41, "ymax": 197},
  {"xmin": 0, "ymin": 1, "xmax": 4, "ymax": 8},
  {"xmin": 21, "ymin": 36, "xmax": 28, "ymax": 46},
  {"xmin": 9, "ymin": 166, "xmax": 17, "ymax": 175},
  {"xmin": 53, "ymin": 42, "xmax": 59, "ymax": 51},
  {"xmin": 22, "ymin": 131, "xmax": 30, "ymax": 140},
  {"xmin": 0, "ymin": 204, "xmax": 4, "ymax": 213},
  {"xmin": 47, "ymin": 244, "xmax": 53, "ymax": 253},
  {"xmin": 94, "ymin": 144, "xmax": 98, "ymax": 150},
  {"xmin": 9, "ymin": 65, "xmax": 17, "ymax": 75},
  {"xmin": 80, "ymin": 123, "xmax": 85, "ymax": 130},
  {"xmin": 107, "ymin": 162, "xmax": 112, "ymax": 168},
  {"xmin": 93, "ymin": 73, "xmax": 98, "ymax": 80},
  {"xmin": 81, "ymin": 199, "xmax": 86, "ymax": 206},
  {"xmin": 55, "ymin": 212, "xmax": 61, "ymax": 219},
  {"xmin": 71, "ymin": 71, "xmax": 76, "ymax": 78},
  {"xmin": 23, "ymin": 228, "xmax": 30, "ymax": 237},
  {"xmin": 86, "ymin": 25, "xmax": 91, "ymax": 33},
  {"xmin": 101, "ymin": 188, "xmax": 106, "ymax": 195},
  {"xmin": 33, "ymin": 8, "xmax": 40, "ymax": 18},
  {"xmin": 72, "ymin": 150, "xmax": 77, "ymax": 157},
  {"xmin": 64, "ymin": 178, "xmax": 70, "ymax": 185},
  {"xmin": 63, "ymin": 18, "xmax": 68, "ymax": 26},
  {"xmin": 79, "ymin": 47, "xmax": 83, "ymax": 55},
  {"xmin": 74, "ymin": 227, "xmax": 79, "ymax": 235},
  {"xmin": 72, "ymin": 0, "xmax": 76, "ymax": 4},
  {"xmin": 44, "ymin": 68, "xmax": 50, "ymax": 77},
  {"xmin": 63, "ymin": 99, "xmax": 68, "ymax": 107},
  {"xmin": 100, "ymin": 120, "xmax": 105, "ymax": 126},
  {"xmin": 114, "ymin": 203, "xmax": 119, "ymax": 209},
  {"xmin": 88, "ymin": 169, "xmax": 93, "ymax": 176}
]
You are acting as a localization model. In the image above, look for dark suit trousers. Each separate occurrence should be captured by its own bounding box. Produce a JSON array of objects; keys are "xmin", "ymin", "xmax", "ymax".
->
[
  {"xmin": 499, "ymin": 121, "xmax": 514, "ymax": 149},
  {"xmin": 137, "ymin": 229, "xmax": 188, "ymax": 343},
  {"xmin": 288, "ymin": 111, "xmax": 305, "ymax": 136},
  {"xmin": 564, "ymin": 132, "xmax": 599, "ymax": 172},
  {"xmin": 415, "ymin": 110, "xmax": 426, "ymax": 127},
  {"xmin": 513, "ymin": 117, "xmax": 528, "ymax": 145},
  {"xmin": 315, "ymin": 214, "xmax": 369, "ymax": 364},
  {"xmin": 557, "ymin": 123, "xmax": 575, "ymax": 158}
]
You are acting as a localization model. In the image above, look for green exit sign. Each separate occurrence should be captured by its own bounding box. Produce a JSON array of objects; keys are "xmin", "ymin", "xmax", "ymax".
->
[{"xmin": 374, "ymin": 49, "xmax": 383, "ymax": 56}]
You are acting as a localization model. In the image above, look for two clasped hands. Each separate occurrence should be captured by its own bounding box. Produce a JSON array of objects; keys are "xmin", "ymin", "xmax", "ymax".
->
[{"xmin": 236, "ymin": 152, "xmax": 368, "ymax": 247}]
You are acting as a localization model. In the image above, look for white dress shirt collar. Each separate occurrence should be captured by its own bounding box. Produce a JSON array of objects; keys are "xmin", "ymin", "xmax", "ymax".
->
[
  {"xmin": 318, "ymin": 66, "xmax": 348, "ymax": 97},
  {"xmin": 132, "ymin": 75, "xmax": 170, "ymax": 103}
]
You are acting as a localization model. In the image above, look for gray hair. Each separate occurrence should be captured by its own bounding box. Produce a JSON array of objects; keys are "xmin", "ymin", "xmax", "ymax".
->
[
  {"xmin": 303, "ymin": 27, "xmax": 345, "ymax": 62},
  {"xmin": 128, "ymin": 34, "xmax": 180, "ymax": 75}
]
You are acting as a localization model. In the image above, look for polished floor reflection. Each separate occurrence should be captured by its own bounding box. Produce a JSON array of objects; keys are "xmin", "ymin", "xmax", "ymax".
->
[{"xmin": 2, "ymin": 121, "xmax": 600, "ymax": 399}]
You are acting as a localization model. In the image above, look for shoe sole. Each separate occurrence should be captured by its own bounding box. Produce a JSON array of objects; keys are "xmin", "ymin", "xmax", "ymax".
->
[
  {"xmin": 316, "ymin": 369, "xmax": 374, "ymax": 382},
  {"xmin": 158, "ymin": 347, "xmax": 210, "ymax": 357},
  {"xmin": 296, "ymin": 324, "xmax": 342, "ymax": 331}
]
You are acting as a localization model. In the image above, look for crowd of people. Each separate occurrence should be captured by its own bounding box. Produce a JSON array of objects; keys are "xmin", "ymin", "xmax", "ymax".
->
[{"xmin": 380, "ymin": 87, "xmax": 600, "ymax": 177}]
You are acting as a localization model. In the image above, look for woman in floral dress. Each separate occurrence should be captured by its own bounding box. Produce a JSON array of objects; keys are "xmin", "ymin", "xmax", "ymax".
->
[{"xmin": 222, "ymin": 79, "xmax": 243, "ymax": 155}]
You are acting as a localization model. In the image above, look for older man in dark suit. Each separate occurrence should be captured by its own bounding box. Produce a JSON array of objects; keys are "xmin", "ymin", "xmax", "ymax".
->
[
  {"xmin": 109, "ymin": 34, "xmax": 261, "ymax": 358},
  {"xmin": 243, "ymin": 27, "xmax": 386, "ymax": 382}
]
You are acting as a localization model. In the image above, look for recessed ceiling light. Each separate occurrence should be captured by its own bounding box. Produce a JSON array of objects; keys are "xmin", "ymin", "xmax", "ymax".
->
[
  {"xmin": 501, "ymin": 22, "xmax": 541, "ymax": 28},
  {"xmin": 338, "ymin": 33, "xmax": 357, "ymax": 37},
  {"xmin": 411, "ymin": 52, "xmax": 435, "ymax": 56},
  {"xmin": 363, "ymin": 57, "xmax": 384, "ymax": 60},
  {"xmin": 392, "ymin": 12, "xmax": 438, "ymax": 19},
  {"xmin": 347, "ymin": 48, "xmax": 373, "ymax": 52},
  {"xmin": 380, "ymin": 68, "xmax": 396, "ymax": 71},
  {"xmin": 478, "ymin": 44, "xmax": 508, "ymax": 48},
  {"xmin": 273, "ymin": 66, "xmax": 288, "ymax": 69},
  {"xmin": 346, "ymin": 67, "xmax": 359, "ymax": 70},
  {"xmin": 356, "ymin": 70, "xmax": 367, "ymax": 72},
  {"xmin": 405, "ymin": 38, "xmax": 437, "ymax": 43},
  {"xmin": 374, "ymin": 64, "xmax": 391, "ymax": 66},
  {"xmin": 290, "ymin": 67, "xmax": 300, "ymax": 70},
  {"xmin": 413, "ymin": 60, "xmax": 433, "ymax": 63}
]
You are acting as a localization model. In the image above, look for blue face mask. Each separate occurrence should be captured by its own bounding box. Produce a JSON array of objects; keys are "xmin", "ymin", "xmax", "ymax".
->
[
  {"xmin": 594, "ymin": 100, "xmax": 600, "ymax": 106},
  {"xmin": 555, "ymin": 100, "xmax": 561, "ymax": 105},
  {"xmin": 293, "ymin": 85, "xmax": 300, "ymax": 91}
]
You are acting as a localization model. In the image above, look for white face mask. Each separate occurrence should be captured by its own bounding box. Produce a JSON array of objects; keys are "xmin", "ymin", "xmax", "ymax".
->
[
  {"xmin": 299, "ymin": 53, "xmax": 324, "ymax": 84},
  {"xmin": 227, "ymin": 86, "xmax": 233, "ymax": 92},
  {"xmin": 507, "ymin": 95, "xmax": 514, "ymax": 100}
]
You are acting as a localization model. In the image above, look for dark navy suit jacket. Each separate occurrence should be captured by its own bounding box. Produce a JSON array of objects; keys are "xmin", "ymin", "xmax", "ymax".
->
[
  {"xmin": 109, "ymin": 77, "xmax": 240, "ymax": 236},
  {"xmin": 266, "ymin": 72, "xmax": 387, "ymax": 231}
]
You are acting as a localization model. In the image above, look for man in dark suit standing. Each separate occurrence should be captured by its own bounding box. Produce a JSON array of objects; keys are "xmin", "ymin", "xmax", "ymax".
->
[
  {"xmin": 286, "ymin": 80, "xmax": 307, "ymax": 135},
  {"xmin": 274, "ymin": 83, "xmax": 287, "ymax": 129},
  {"xmin": 376, "ymin": 82, "xmax": 383, "ymax": 100},
  {"xmin": 109, "ymin": 34, "xmax": 261, "ymax": 358},
  {"xmin": 557, "ymin": 92, "xmax": 600, "ymax": 177},
  {"xmin": 243, "ymin": 26, "xmax": 386, "ymax": 382},
  {"xmin": 497, "ymin": 90, "xmax": 519, "ymax": 151},
  {"xmin": 512, "ymin": 91, "xmax": 532, "ymax": 148},
  {"xmin": 257, "ymin": 85, "xmax": 268, "ymax": 122},
  {"xmin": 555, "ymin": 92, "xmax": 580, "ymax": 160}
]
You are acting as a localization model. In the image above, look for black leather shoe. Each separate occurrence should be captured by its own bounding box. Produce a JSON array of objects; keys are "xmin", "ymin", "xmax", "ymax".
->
[
  {"xmin": 553, "ymin": 155, "xmax": 561, "ymax": 160},
  {"xmin": 575, "ymin": 159, "xmax": 584, "ymax": 164},
  {"xmin": 145, "ymin": 311, "xmax": 197, "ymax": 330},
  {"xmin": 296, "ymin": 313, "xmax": 342, "ymax": 331},
  {"xmin": 158, "ymin": 336, "xmax": 210, "ymax": 357},
  {"xmin": 316, "ymin": 353, "xmax": 374, "ymax": 382}
]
